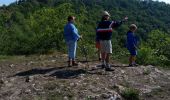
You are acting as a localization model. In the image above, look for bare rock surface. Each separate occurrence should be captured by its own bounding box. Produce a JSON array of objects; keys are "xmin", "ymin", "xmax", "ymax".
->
[{"xmin": 0, "ymin": 52, "xmax": 170, "ymax": 100}]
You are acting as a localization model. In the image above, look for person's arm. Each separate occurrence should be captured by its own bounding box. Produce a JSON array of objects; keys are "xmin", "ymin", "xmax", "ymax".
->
[
  {"xmin": 132, "ymin": 35, "xmax": 137, "ymax": 49},
  {"xmin": 70, "ymin": 24, "xmax": 80, "ymax": 41},
  {"xmin": 111, "ymin": 21, "xmax": 123, "ymax": 28},
  {"xmin": 133, "ymin": 36, "xmax": 139, "ymax": 49},
  {"xmin": 127, "ymin": 33, "xmax": 136, "ymax": 49},
  {"xmin": 111, "ymin": 16, "xmax": 128, "ymax": 28}
]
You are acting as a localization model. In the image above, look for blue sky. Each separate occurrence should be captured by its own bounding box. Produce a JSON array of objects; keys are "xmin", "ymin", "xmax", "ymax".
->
[
  {"xmin": 0, "ymin": 0, "xmax": 170, "ymax": 6},
  {"xmin": 0, "ymin": 0, "xmax": 16, "ymax": 6}
]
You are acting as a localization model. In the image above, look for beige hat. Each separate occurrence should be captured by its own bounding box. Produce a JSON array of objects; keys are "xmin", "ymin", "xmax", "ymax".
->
[
  {"xmin": 130, "ymin": 24, "xmax": 137, "ymax": 30},
  {"xmin": 102, "ymin": 11, "xmax": 110, "ymax": 16}
]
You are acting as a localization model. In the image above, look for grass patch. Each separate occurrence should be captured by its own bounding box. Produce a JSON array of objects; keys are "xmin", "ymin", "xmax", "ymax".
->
[
  {"xmin": 0, "ymin": 55, "xmax": 28, "ymax": 62},
  {"xmin": 46, "ymin": 91, "xmax": 74, "ymax": 100},
  {"xmin": 0, "ymin": 55, "xmax": 14, "ymax": 60},
  {"xmin": 121, "ymin": 87, "xmax": 140, "ymax": 100},
  {"xmin": 143, "ymin": 69, "xmax": 151, "ymax": 75},
  {"xmin": 47, "ymin": 93, "xmax": 63, "ymax": 100}
]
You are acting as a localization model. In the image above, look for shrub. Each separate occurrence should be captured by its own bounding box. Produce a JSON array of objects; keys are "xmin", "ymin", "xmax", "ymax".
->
[{"xmin": 121, "ymin": 88, "xmax": 140, "ymax": 100}]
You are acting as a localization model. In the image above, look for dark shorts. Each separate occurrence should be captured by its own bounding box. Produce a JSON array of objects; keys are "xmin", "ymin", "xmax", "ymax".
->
[{"xmin": 128, "ymin": 49, "xmax": 137, "ymax": 56}]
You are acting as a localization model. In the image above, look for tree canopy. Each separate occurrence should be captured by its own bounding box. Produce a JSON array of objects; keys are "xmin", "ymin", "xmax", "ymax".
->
[{"xmin": 0, "ymin": 0, "xmax": 170, "ymax": 66}]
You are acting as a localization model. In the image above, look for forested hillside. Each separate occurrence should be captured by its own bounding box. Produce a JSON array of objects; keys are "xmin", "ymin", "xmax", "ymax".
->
[{"xmin": 0, "ymin": 0, "xmax": 170, "ymax": 66}]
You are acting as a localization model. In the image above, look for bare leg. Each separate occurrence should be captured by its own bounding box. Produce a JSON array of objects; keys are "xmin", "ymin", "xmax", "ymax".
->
[
  {"xmin": 129, "ymin": 56, "xmax": 133, "ymax": 65},
  {"xmin": 101, "ymin": 52, "xmax": 106, "ymax": 66},
  {"xmin": 132, "ymin": 56, "xmax": 136, "ymax": 64},
  {"xmin": 129, "ymin": 55, "xmax": 136, "ymax": 66},
  {"xmin": 98, "ymin": 49, "xmax": 101, "ymax": 61},
  {"xmin": 105, "ymin": 53, "xmax": 114, "ymax": 71},
  {"xmin": 106, "ymin": 53, "xmax": 110, "ymax": 65}
]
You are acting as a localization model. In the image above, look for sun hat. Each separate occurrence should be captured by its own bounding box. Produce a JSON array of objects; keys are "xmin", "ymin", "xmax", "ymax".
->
[{"xmin": 102, "ymin": 11, "xmax": 110, "ymax": 16}]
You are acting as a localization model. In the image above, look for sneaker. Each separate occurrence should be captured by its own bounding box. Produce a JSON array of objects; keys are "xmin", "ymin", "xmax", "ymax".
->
[
  {"xmin": 101, "ymin": 64, "xmax": 106, "ymax": 69},
  {"xmin": 105, "ymin": 64, "xmax": 114, "ymax": 71},
  {"xmin": 128, "ymin": 63, "xmax": 138, "ymax": 67},
  {"xmin": 133, "ymin": 63, "xmax": 139, "ymax": 66},
  {"xmin": 128, "ymin": 64, "xmax": 133, "ymax": 67},
  {"xmin": 101, "ymin": 60, "xmax": 106, "ymax": 68},
  {"xmin": 105, "ymin": 67, "xmax": 115, "ymax": 71},
  {"xmin": 106, "ymin": 63, "xmax": 111, "ymax": 67}
]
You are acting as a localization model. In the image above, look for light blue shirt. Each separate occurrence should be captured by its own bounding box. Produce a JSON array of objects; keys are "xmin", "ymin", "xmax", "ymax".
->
[{"xmin": 64, "ymin": 22, "xmax": 80, "ymax": 42}]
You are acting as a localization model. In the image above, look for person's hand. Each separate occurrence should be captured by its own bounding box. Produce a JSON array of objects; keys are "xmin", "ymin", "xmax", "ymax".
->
[
  {"xmin": 77, "ymin": 35, "xmax": 82, "ymax": 41},
  {"xmin": 134, "ymin": 46, "xmax": 138, "ymax": 50},
  {"xmin": 123, "ymin": 16, "xmax": 128, "ymax": 22},
  {"xmin": 79, "ymin": 35, "xmax": 83, "ymax": 39}
]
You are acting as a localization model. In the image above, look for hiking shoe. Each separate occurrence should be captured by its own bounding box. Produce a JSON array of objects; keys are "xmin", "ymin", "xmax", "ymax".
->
[
  {"xmin": 99, "ymin": 58, "xmax": 101, "ymax": 61},
  {"xmin": 101, "ymin": 64, "xmax": 106, "ymax": 69},
  {"xmin": 105, "ymin": 64, "xmax": 114, "ymax": 71},
  {"xmin": 106, "ymin": 63, "xmax": 111, "ymax": 67},
  {"xmin": 128, "ymin": 64, "xmax": 133, "ymax": 67},
  {"xmin": 105, "ymin": 67, "xmax": 114, "ymax": 71},
  {"xmin": 72, "ymin": 61, "xmax": 78, "ymax": 66},
  {"xmin": 128, "ymin": 63, "xmax": 138, "ymax": 67},
  {"xmin": 133, "ymin": 63, "xmax": 139, "ymax": 66},
  {"xmin": 68, "ymin": 61, "xmax": 72, "ymax": 67}
]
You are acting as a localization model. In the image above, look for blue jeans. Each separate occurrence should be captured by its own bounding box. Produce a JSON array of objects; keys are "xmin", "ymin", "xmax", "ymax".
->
[{"xmin": 66, "ymin": 41, "xmax": 77, "ymax": 60}]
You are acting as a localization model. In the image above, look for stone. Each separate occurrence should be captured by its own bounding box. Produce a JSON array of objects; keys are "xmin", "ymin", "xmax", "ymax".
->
[
  {"xmin": 25, "ymin": 76, "xmax": 34, "ymax": 83},
  {"xmin": 101, "ymin": 93, "xmax": 110, "ymax": 99},
  {"xmin": 9, "ymin": 64, "xmax": 15, "ymax": 68},
  {"xmin": 51, "ymin": 60, "xmax": 56, "ymax": 63},
  {"xmin": 63, "ymin": 96, "xmax": 69, "ymax": 100},
  {"xmin": 0, "ymin": 79, "xmax": 5, "ymax": 84}
]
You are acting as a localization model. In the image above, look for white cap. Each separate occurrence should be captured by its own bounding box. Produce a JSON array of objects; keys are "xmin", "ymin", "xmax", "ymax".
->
[{"xmin": 102, "ymin": 11, "xmax": 110, "ymax": 16}]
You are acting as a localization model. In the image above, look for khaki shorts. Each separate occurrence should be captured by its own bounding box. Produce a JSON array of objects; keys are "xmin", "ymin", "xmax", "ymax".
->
[{"xmin": 100, "ymin": 40, "xmax": 112, "ymax": 53}]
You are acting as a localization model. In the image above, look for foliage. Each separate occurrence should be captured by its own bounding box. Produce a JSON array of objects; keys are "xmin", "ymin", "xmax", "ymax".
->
[
  {"xmin": 137, "ymin": 30, "xmax": 170, "ymax": 66},
  {"xmin": 0, "ymin": 0, "xmax": 170, "ymax": 66}
]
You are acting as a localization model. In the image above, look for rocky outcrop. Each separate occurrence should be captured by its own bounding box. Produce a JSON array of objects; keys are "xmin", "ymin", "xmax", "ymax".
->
[{"xmin": 0, "ymin": 54, "xmax": 170, "ymax": 100}]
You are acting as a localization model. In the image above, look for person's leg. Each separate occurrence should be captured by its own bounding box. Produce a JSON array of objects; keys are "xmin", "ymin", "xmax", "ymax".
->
[
  {"xmin": 100, "ymin": 40, "xmax": 106, "ymax": 67},
  {"xmin": 96, "ymin": 41, "xmax": 101, "ymax": 61},
  {"xmin": 105, "ymin": 40, "xmax": 114, "ymax": 71},
  {"xmin": 132, "ymin": 55, "xmax": 137, "ymax": 66},
  {"xmin": 67, "ymin": 41, "xmax": 72, "ymax": 67},
  {"xmin": 101, "ymin": 52, "xmax": 106, "ymax": 66},
  {"xmin": 105, "ymin": 53, "xmax": 114, "ymax": 71},
  {"xmin": 98, "ymin": 49, "xmax": 101, "ymax": 61},
  {"xmin": 105, "ymin": 40, "xmax": 112, "ymax": 67},
  {"xmin": 129, "ymin": 49, "xmax": 137, "ymax": 66},
  {"xmin": 106, "ymin": 53, "xmax": 110, "ymax": 66},
  {"xmin": 70, "ymin": 41, "xmax": 78, "ymax": 66},
  {"xmin": 129, "ymin": 55, "xmax": 133, "ymax": 66}
]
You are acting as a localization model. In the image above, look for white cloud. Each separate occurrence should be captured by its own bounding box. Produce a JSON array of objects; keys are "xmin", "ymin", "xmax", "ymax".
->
[{"xmin": 153, "ymin": 0, "xmax": 170, "ymax": 4}]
